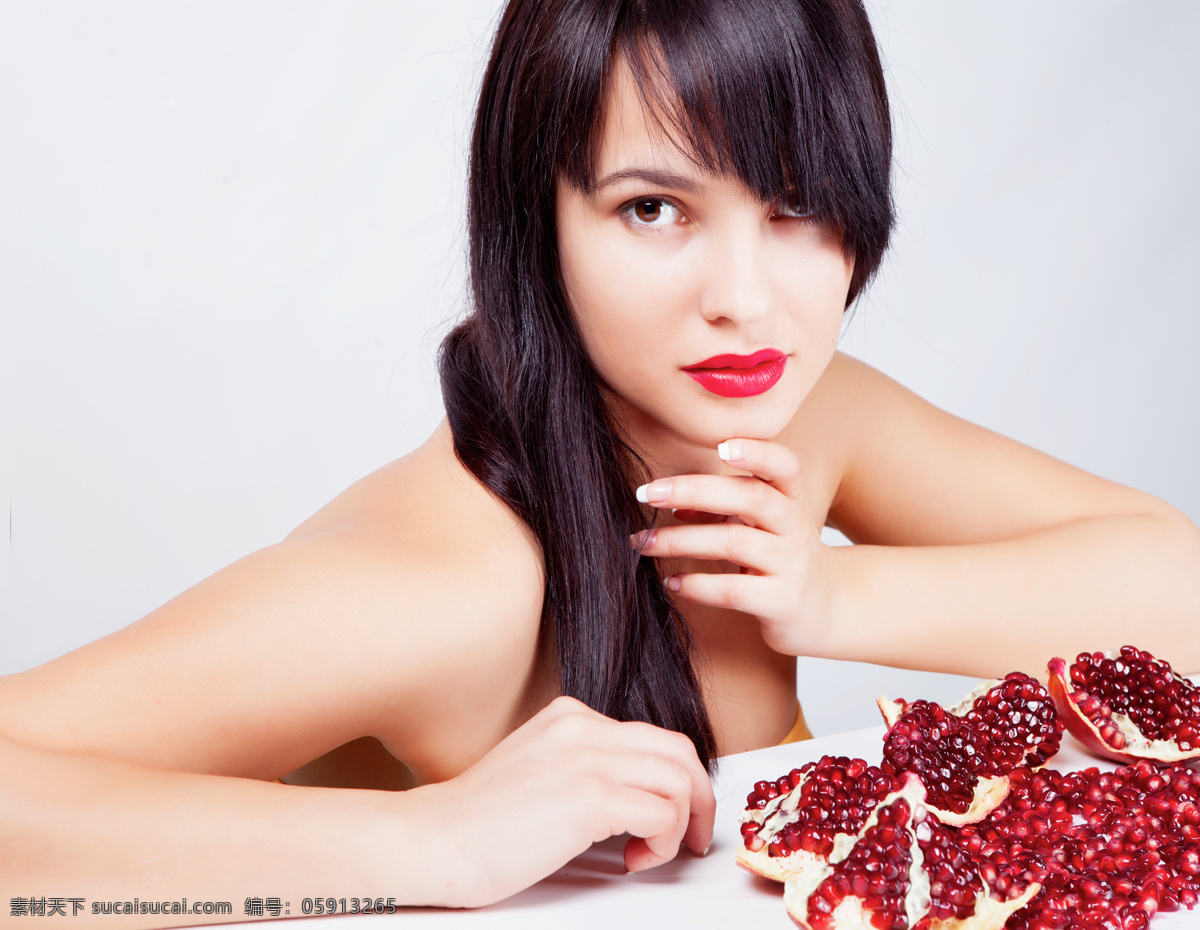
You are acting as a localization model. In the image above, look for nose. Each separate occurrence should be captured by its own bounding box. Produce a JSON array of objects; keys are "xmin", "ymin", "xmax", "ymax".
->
[{"xmin": 696, "ymin": 221, "xmax": 772, "ymax": 326}]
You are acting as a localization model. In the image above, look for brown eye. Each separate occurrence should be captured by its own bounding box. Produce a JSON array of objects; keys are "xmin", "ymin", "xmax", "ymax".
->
[
  {"xmin": 633, "ymin": 199, "xmax": 663, "ymax": 222},
  {"xmin": 623, "ymin": 197, "xmax": 681, "ymax": 229}
]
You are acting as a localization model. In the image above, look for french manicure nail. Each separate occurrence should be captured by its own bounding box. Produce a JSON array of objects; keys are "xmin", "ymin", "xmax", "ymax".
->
[
  {"xmin": 636, "ymin": 481, "xmax": 672, "ymax": 503},
  {"xmin": 717, "ymin": 440, "xmax": 744, "ymax": 462}
]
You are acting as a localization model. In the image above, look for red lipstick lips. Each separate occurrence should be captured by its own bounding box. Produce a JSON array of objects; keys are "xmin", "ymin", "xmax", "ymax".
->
[{"xmin": 683, "ymin": 349, "xmax": 787, "ymax": 398}]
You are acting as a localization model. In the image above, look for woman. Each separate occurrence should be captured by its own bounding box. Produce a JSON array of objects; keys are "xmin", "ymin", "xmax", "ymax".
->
[{"xmin": 3, "ymin": 0, "xmax": 1199, "ymax": 924}]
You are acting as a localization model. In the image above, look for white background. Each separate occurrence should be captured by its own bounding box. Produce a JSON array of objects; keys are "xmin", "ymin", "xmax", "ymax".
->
[{"xmin": 3, "ymin": 2, "xmax": 1198, "ymax": 736}]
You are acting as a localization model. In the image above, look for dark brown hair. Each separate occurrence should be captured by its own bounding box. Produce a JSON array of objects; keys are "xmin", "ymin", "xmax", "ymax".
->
[{"xmin": 439, "ymin": 0, "xmax": 893, "ymax": 770}]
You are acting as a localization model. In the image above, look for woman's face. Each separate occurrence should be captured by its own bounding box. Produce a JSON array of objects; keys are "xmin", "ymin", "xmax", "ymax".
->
[{"xmin": 555, "ymin": 55, "xmax": 854, "ymax": 456}]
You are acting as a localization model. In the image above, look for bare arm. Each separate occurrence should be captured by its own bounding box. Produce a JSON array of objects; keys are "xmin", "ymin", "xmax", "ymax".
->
[
  {"xmin": 0, "ymin": 698, "xmax": 713, "ymax": 925},
  {"xmin": 822, "ymin": 356, "xmax": 1200, "ymax": 676},
  {"xmin": 0, "ymin": 734, "xmax": 429, "ymax": 927},
  {"xmin": 0, "ymin": 529, "xmax": 498, "ymax": 924},
  {"xmin": 632, "ymin": 353, "xmax": 1200, "ymax": 679},
  {"xmin": 1, "ymin": 452, "xmax": 714, "ymax": 922},
  {"xmin": 827, "ymin": 509, "xmax": 1200, "ymax": 677}
]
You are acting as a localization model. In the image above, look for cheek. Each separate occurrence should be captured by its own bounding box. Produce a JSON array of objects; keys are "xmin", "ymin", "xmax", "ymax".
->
[
  {"xmin": 787, "ymin": 242, "xmax": 854, "ymax": 337},
  {"xmin": 562, "ymin": 238, "xmax": 685, "ymax": 382}
]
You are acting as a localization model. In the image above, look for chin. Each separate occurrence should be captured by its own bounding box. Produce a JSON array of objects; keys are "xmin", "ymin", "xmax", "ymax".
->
[
  {"xmin": 678, "ymin": 394, "xmax": 803, "ymax": 447},
  {"xmin": 610, "ymin": 378, "xmax": 804, "ymax": 453}
]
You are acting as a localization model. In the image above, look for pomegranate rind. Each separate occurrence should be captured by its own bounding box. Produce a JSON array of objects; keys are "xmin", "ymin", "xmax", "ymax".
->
[
  {"xmin": 926, "ymin": 774, "xmax": 1009, "ymax": 827},
  {"xmin": 786, "ymin": 865, "xmax": 1040, "ymax": 929},
  {"xmin": 876, "ymin": 680, "xmax": 1004, "ymax": 728},
  {"xmin": 737, "ymin": 767, "xmax": 814, "ymax": 881},
  {"xmin": 877, "ymin": 694, "xmax": 905, "ymax": 728},
  {"xmin": 928, "ymin": 882, "xmax": 1041, "ymax": 930},
  {"xmin": 783, "ymin": 773, "xmax": 1039, "ymax": 930},
  {"xmin": 1047, "ymin": 656, "xmax": 1200, "ymax": 766},
  {"xmin": 879, "ymin": 693, "xmax": 1013, "ymax": 825},
  {"xmin": 943, "ymin": 678, "xmax": 1003, "ymax": 718},
  {"xmin": 783, "ymin": 774, "xmax": 931, "ymax": 930},
  {"xmin": 736, "ymin": 844, "xmax": 824, "ymax": 883},
  {"xmin": 738, "ymin": 757, "xmax": 900, "ymax": 883}
]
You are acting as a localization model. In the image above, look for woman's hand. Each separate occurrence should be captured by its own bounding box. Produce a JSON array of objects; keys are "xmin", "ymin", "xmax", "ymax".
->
[
  {"xmin": 631, "ymin": 438, "xmax": 838, "ymax": 657},
  {"xmin": 409, "ymin": 696, "xmax": 715, "ymax": 908}
]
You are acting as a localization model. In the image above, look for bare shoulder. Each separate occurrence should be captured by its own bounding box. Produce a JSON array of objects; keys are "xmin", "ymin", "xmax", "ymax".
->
[
  {"xmin": 288, "ymin": 419, "xmax": 538, "ymax": 558},
  {"xmin": 0, "ymin": 420, "xmax": 546, "ymax": 781},
  {"xmin": 805, "ymin": 352, "xmax": 1175, "ymax": 547},
  {"xmin": 288, "ymin": 419, "xmax": 544, "ymax": 608}
]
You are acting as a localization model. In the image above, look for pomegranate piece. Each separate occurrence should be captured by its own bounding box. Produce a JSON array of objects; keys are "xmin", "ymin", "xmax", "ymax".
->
[
  {"xmin": 878, "ymin": 673, "xmax": 1063, "ymax": 825},
  {"xmin": 955, "ymin": 673, "xmax": 1063, "ymax": 770},
  {"xmin": 783, "ymin": 773, "xmax": 1039, "ymax": 929},
  {"xmin": 738, "ymin": 755, "xmax": 901, "ymax": 882},
  {"xmin": 880, "ymin": 702, "xmax": 1010, "ymax": 826},
  {"xmin": 959, "ymin": 760, "xmax": 1200, "ymax": 929},
  {"xmin": 1048, "ymin": 646, "xmax": 1200, "ymax": 766}
]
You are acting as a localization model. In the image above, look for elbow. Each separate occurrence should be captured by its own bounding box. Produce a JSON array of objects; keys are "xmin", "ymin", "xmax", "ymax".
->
[
  {"xmin": 1142, "ymin": 499, "xmax": 1200, "ymax": 566},
  {"xmin": 1134, "ymin": 501, "xmax": 1200, "ymax": 671}
]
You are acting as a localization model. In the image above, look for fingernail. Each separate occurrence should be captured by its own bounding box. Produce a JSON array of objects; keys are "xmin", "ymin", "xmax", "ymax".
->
[
  {"xmin": 702, "ymin": 843, "xmax": 712, "ymax": 857},
  {"xmin": 630, "ymin": 530, "xmax": 655, "ymax": 549},
  {"xmin": 663, "ymin": 574, "xmax": 681, "ymax": 593},
  {"xmin": 636, "ymin": 481, "xmax": 672, "ymax": 503},
  {"xmin": 717, "ymin": 440, "xmax": 744, "ymax": 463}
]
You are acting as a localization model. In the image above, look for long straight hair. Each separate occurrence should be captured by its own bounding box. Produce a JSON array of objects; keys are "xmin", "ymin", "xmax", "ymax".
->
[{"xmin": 438, "ymin": 0, "xmax": 893, "ymax": 771}]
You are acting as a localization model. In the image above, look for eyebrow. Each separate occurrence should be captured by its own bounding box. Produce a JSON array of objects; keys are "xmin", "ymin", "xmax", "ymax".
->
[{"xmin": 594, "ymin": 167, "xmax": 703, "ymax": 195}]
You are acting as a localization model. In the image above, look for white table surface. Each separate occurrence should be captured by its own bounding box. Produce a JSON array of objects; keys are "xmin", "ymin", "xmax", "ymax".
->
[{"xmin": 231, "ymin": 725, "xmax": 1200, "ymax": 929}]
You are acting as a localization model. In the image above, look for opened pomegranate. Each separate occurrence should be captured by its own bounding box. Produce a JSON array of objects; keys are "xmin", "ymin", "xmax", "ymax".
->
[
  {"xmin": 746, "ymin": 758, "xmax": 1200, "ymax": 928},
  {"xmin": 957, "ymin": 760, "xmax": 1200, "ymax": 929},
  {"xmin": 782, "ymin": 773, "xmax": 1039, "ymax": 929},
  {"xmin": 1048, "ymin": 646, "xmax": 1200, "ymax": 766},
  {"xmin": 738, "ymin": 755, "xmax": 901, "ymax": 882},
  {"xmin": 878, "ymin": 673, "xmax": 1064, "ymax": 824}
]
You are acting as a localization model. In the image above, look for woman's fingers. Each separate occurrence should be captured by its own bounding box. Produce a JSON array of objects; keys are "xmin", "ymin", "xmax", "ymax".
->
[
  {"xmin": 627, "ymin": 440, "xmax": 835, "ymax": 662},
  {"xmin": 717, "ymin": 438, "xmax": 804, "ymax": 499},
  {"xmin": 588, "ymin": 756, "xmax": 692, "ymax": 871},
  {"xmin": 634, "ymin": 438, "xmax": 804, "ymax": 534},
  {"xmin": 610, "ymin": 723, "xmax": 715, "ymax": 857},
  {"xmin": 436, "ymin": 697, "xmax": 717, "ymax": 906},
  {"xmin": 528, "ymin": 699, "xmax": 716, "ymax": 861},
  {"xmin": 637, "ymin": 474, "xmax": 790, "ymax": 533},
  {"xmin": 578, "ymin": 719, "xmax": 713, "ymax": 858},
  {"xmin": 666, "ymin": 571, "xmax": 773, "ymax": 618},
  {"xmin": 634, "ymin": 521, "xmax": 781, "ymax": 575},
  {"xmin": 622, "ymin": 835, "xmax": 661, "ymax": 873}
]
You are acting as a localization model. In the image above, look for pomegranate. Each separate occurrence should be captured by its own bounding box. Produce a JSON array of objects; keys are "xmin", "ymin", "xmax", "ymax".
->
[
  {"xmin": 877, "ymin": 673, "xmax": 1063, "ymax": 825},
  {"xmin": 739, "ymin": 659, "xmax": 1200, "ymax": 927},
  {"xmin": 782, "ymin": 773, "xmax": 1039, "ymax": 929},
  {"xmin": 738, "ymin": 755, "xmax": 902, "ymax": 881},
  {"xmin": 1048, "ymin": 647, "xmax": 1200, "ymax": 766},
  {"xmin": 958, "ymin": 760, "xmax": 1200, "ymax": 929}
]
